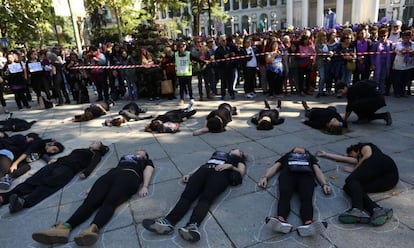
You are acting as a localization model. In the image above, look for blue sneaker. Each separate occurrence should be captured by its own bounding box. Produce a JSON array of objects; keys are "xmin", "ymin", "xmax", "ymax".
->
[{"xmin": 0, "ymin": 175, "xmax": 13, "ymax": 190}]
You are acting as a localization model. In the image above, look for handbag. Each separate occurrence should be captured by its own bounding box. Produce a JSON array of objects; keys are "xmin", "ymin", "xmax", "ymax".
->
[
  {"xmin": 346, "ymin": 60, "xmax": 356, "ymax": 71},
  {"xmin": 161, "ymin": 79, "xmax": 173, "ymax": 95}
]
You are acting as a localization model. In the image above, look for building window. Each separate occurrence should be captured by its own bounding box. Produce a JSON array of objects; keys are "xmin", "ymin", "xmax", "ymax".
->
[
  {"xmin": 233, "ymin": 0, "xmax": 239, "ymax": 10},
  {"xmin": 242, "ymin": 0, "xmax": 248, "ymax": 9},
  {"xmin": 251, "ymin": 0, "xmax": 257, "ymax": 8},
  {"xmin": 281, "ymin": 0, "xmax": 286, "ymax": 4},
  {"xmin": 270, "ymin": 0, "xmax": 277, "ymax": 6},
  {"xmin": 224, "ymin": 0, "xmax": 230, "ymax": 11},
  {"xmin": 260, "ymin": 0, "xmax": 267, "ymax": 7}
]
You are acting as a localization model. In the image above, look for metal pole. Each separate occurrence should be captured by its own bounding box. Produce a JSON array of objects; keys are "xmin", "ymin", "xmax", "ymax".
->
[
  {"xmin": 67, "ymin": 0, "xmax": 82, "ymax": 52},
  {"xmin": 208, "ymin": 0, "xmax": 212, "ymax": 36}
]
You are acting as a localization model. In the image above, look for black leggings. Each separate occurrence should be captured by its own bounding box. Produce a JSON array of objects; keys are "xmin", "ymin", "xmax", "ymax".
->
[
  {"xmin": 343, "ymin": 155, "xmax": 398, "ymax": 214},
  {"xmin": 66, "ymin": 168, "xmax": 140, "ymax": 229},
  {"xmin": 166, "ymin": 167, "xmax": 229, "ymax": 226},
  {"xmin": 277, "ymin": 170, "xmax": 315, "ymax": 223},
  {"xmin": 178, "ymin": 76, "xmax": 193, "ymax": 100}
]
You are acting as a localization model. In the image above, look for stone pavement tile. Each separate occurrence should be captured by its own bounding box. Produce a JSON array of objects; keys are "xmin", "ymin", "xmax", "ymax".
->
[
  {"xmin": 160, "ymin": 136, "xmax": 213, "ymax": 157},
  {"xmin": 150, "ymin": 157, "xmax": 183, "ymax": 184},
  {"xmin": 0, "ymin": 206, "xmax": 58, "ymax": 248},
  {"xmin": 293, "ymin": 128, "xmax": 350, "ymax": 145},
  {"xmin": 392, "ymin": 149, "xmax": 414, "ymax": 184},
  {"xmin": 130, "ymin": 179, "xmax": 185, "ymax": 224},
  {"xmin": 169, "ymin": 150, "xmax": 214, "ymax": 175},
  {"xmin": 383, "ymin": 190, "xmax": 414, "ymax": 229},
  {"xmin": 216, "ymin": 141, "xmax": 277, "ymax": 161},
  {"xmin": 101, "ymin": 225, "xmax": 140, "ymax": 247},
  {"xmin": 200, "ymin": 129, "xmax": 251, "ymax": 147},
  {"xmin": 256, "ymin": 133, "xmax": 315, "ymax": 155},
  {"xmin": 325, "ymin": 213, "xmax": 413, "ymax": 248}
]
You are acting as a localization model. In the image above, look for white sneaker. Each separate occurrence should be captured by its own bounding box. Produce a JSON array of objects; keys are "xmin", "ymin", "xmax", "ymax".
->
[
  {"xmin": 297, "ymin": 221, "xmax": 327, "ymax": 237},
  {"xmin": 265, "ymin": 217, "xmax": 293, "ymax": 234}
]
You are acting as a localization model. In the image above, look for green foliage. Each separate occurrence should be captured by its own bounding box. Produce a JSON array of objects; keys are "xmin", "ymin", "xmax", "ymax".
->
[{"xmin": 0, "ymin": 0, "xmax": 76, "ymax": 50}]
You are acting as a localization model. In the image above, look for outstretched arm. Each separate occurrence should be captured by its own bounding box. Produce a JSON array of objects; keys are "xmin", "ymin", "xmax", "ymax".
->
[
  {"xmin": 182, "ymin": 166, "xmax": 202, "ymax": 183},
  {"xmin": 258, "ymin": 161, "xmax": 282, "ymax": 188},
  {"xmin": 193, "ymin": 120, "xmax": 209, "ymax": 136},
  {"xmin": 315, "ymin": 150, "xmax": 357, "ymax": 164},
  {"xmin": 138, "ymin": 165, "xmax": 155, "ymax": 197},
  {"xmin": 313, "ymin": 164, "xmax": 331, "ymax": 195}
]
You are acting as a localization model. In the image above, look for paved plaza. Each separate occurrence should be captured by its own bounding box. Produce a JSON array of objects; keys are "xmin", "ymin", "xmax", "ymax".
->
[{"xmin": 0, "ymin": 85, "xmax": 413, "ymax": 248}]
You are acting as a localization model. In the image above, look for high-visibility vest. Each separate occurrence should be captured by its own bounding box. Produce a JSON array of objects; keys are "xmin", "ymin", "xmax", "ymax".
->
[{"xmin": 175, "ymin": 51, "xmax": 192, "ymax": 76}]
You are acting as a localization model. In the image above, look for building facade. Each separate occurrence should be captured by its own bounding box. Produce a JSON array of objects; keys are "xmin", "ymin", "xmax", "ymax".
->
[{"xmin": 155, "ymin": 0, "xmax": 410, "ymax": 37}]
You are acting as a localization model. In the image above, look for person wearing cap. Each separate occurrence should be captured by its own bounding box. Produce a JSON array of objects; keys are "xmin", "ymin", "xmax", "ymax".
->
[{"xmin": 388, "ymin": 20, "xmax": 402, "ymax": 44}]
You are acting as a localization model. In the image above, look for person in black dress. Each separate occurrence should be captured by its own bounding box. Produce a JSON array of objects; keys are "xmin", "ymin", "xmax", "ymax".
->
[
  {"xmin": 192, "ymin": 103, "xmax": 238, "ymax": 135},
  {"xmin": 32, "ymin": 150, "xmax": 154, "ymax": 246},
  {"xmin": 301, "ymin": 100, "xmax": 348, "ymax": 135},
  {"xmin": 316, "ymin": 142, "xmax": 399, "ymax": 226},
  {"xmin": 337, "ymin": 80, "xmax": 392, "ymax": 125},
  {"xmin": 145, "ymin": 105, "xmax": 196, "ymax": 133},
  {"xmin": 0, "ymin": 139, "xmax": 65, "ymax": 190},
  {"xmin": 0, "ymin": 141, "xmax": 109, "ymax": 213},
  {"xmin": 72, "ymin": 101, "xmax": 113, "ymax": 122},
  {"xmin": 142, "ymin": 149, "xmax": 246, "ymax": 242},
  {"xmin": 251, "ymin": 100, "xmax": 285, "ymax": 130},
  {"xmin": 104, "ymin": 102, "xmax": 151, "ymax": 127}
]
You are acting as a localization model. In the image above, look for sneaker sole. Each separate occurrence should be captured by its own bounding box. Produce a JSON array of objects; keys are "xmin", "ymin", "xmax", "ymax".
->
[
  {"xmin": 32, "ymin": 233, "xmax": 68, "ymax": 244},
  {"xmin": 178, "ymin": 228, "xmax": 201, "ymax": 242},
  {"xmin": 0, "ymin": 182, "xmax": 11, "ymax": 190},
  {"xmin": 338, "ymin": 215, "xmax": 370, "ymax": 224},
  {"xmin": 74, "ymin": 233, "xmax": 99, "ymax": 246},
  {"xmin": 370, "ymin": 209, "xmax": 393, "ymax": 227},
  {"xmin": 142, "ymin": 219, "xmax": 173, "ymax": 235},
  {"xmin": 297, "ymin": 225, "xmax": 316, "ymax": 237},
  {"xmin": 267, "ymin": 217, "xmax": 293, "ymax": 234}
]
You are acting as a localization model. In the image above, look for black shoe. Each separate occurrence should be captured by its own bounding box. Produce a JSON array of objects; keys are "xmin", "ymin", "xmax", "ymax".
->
[
  {"xmin": 9, "ymin": 194, "xmax": 25, "ymax": 213},
  {"xmin": 277, "ymin": 99, "xmax": 282, "ymax": 109},
  {"xmin": 264, "ymin": 100, "xmax": 271, "ymax": 109},
  {"xmin": 385, "ymin": 112, "xmax": 392, "ymax": 126},
  {"xmin": 301, "ymin": 100, "xmax": 309, "ymax": 110}
]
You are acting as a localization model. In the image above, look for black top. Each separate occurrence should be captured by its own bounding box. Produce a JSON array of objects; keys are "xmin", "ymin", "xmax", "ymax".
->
[
  {"xmin": 207, "ymin": 151, "xmax": 245, "ymax": 168},
  {"xmin": 304, "ymin": 107, "xmax": 348, "ymax": 129},
  {"xmin": 276, "ymin": 150, "xmax": 319, "ymax": 173},
  {"xmin": 23, "ymin": 139, "xmax": 53, "ymax": 162},
  {"xmin": 54, "ymin": 148, "xmax": 103, "ymax": 177},
  {"xmin": 346, "ymin": 80, "xmax": 379, "ymax": 113},
  {"xmin": 251, "ymin": 110, "xmax": 284, "ymax": 125},
  {"xmin": 0, "ymin": 134, "xmax": 29, "ymax": 158},
  {"xmin": 117, "ymin": 154, "xmax": 154, "ymax": 178},
  {"xmin": 206, "ymin": 109, "xmax": 232, "ymax": 127}
]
